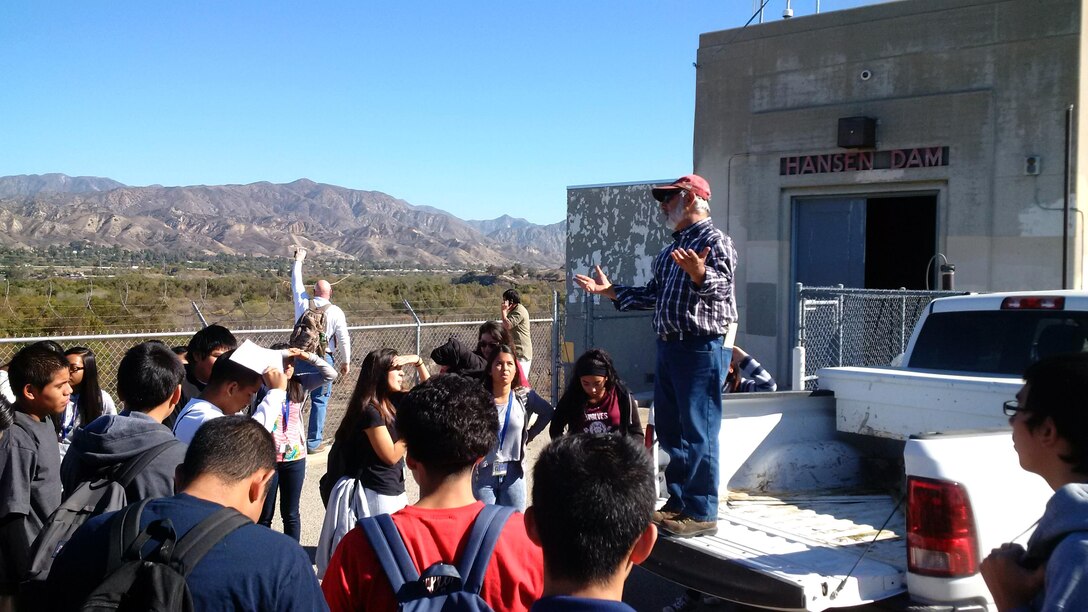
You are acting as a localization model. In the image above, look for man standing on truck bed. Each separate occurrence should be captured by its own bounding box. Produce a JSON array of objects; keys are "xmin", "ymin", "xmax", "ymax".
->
[
  {"xmin": 574, "ymin": 173, "xmax": 737, "ymax": 538},
  {"xmin": 981, "ymin": 352, "xmax": 1088, "ymax": 611}
]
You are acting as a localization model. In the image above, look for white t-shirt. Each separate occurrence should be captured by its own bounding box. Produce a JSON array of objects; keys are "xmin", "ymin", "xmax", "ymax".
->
[{"xmin": 172, "ymin": 389, "xmax": 286, "ymax": 445}]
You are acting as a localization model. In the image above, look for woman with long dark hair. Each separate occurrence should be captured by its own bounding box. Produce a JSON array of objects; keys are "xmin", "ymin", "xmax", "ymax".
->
[
  {"xmin": 473, "ymin": 343, "xmax": 552, "ymax": 511},
  {"xmin": 315, "ymin": 347, "xmax": 429, "ymax": 576},
  {"xmin": 550, "ymin": 348, "xmax": 643, "ymax": 439},
  {"xmin": 58, "ymin": 347, "xmax": 115, "ymax": 457},
  {"xmin": 257, "ymin": 343, "xmax": 337, "ymax": 542}
]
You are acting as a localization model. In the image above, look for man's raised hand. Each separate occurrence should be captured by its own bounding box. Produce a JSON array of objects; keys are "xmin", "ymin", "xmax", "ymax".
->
[
  {"xmin": 573, "ymin": 265, "xmax": 616, "ymax": 300},
  {"xmin": 670, "ymin": 247, "xmax": 710, "ymax": 285}
]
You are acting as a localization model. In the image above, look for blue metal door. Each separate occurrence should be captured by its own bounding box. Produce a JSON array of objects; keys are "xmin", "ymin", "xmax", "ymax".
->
[{"xmin": 793, "ymin": 197, "xmax": 866, "ymax": 287}]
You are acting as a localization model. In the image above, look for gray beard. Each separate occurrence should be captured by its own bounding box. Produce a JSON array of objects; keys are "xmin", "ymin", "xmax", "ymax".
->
[{"xmin": 658, "ymin": 206, "xmax": 685, "ymax": 231}]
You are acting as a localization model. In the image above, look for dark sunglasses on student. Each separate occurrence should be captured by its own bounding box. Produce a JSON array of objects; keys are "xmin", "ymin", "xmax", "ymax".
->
[
  {"xmin": 478, "ymin": 341, "xmax": 500, "ymax": 350},
  {"xmin": 1003, "ymin": 400, "xmax": 1031, "ymax": 417}
]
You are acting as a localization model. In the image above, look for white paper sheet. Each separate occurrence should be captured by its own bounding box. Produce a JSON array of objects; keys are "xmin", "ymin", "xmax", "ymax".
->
[{"xmin": 229, "ymin": 339, "xmax": 283, "ymax": 375}]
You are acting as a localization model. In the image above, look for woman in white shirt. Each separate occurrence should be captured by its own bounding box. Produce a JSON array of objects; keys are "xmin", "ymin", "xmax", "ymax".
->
[
  {"xmin": 58, "ymin": 347, "xmax": 116, "ymax": 457},
  {"xmin": 473, "ymin": 343, "xmax": 552, "ymax": 511}
]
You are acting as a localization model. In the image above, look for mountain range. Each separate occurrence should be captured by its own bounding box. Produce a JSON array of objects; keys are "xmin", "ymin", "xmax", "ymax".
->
[{"xmin": 0, "ymin": 174, "xmax": 566, "ymax": 268}]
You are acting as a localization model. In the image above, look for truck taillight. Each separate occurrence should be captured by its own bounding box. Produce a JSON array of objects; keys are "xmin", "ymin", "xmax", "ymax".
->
[
  {"xmin": 644, "ymin": 424, "xmax": 655, "ymax": 450},
  {"xmin": 907, "ymin": 477, "xmax": 980, "ymax": 577},
  {"xmin": 1000, "ymin": 296, "xmax": 1065, "ymax": 310}
]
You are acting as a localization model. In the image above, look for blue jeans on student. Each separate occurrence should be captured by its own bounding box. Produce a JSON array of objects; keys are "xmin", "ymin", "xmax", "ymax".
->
[
  {"xmin": 302, "ymin": 353, "xmax": 335, "ymax": 452},
  {"xmin": 259, "ymin": 458, "xmax": 307, "ymax": 541},
  {"xmin": 472, "ymin": 460, "xmax": 526, "ymax": 512},
  {"xmin": 654, "ymin": 334, "xmax": 730, "ymax": 523}
]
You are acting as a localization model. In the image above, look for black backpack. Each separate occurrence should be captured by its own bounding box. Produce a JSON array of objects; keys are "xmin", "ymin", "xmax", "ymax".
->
[
  {"xmin": 80, "ymin": 498, "xmax": 251, "ymax": 612},
  {"xmin": 290, "ymin": 302, "xmax": 331, "ymax": 357},
  {"xmin": 359, "ymin": 504, "xmax": 514, "ymax": 611},
  {"xmin": 22, "ymin": 440, "xmax": 177, "ymax": 588}
]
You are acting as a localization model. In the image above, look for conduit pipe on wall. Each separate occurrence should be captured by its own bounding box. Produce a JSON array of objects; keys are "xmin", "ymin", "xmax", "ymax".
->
[{"xmin": 1064, "ymin": 105, "xmax": 1074, "ymax": 290}]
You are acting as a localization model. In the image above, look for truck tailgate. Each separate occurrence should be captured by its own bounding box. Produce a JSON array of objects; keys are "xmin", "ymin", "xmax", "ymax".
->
[{"xmin": 644, "ymin": 492, "xmax": 905, "ymax": 611}]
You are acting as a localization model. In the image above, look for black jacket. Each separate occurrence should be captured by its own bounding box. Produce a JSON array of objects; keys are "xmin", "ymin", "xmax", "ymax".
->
[{"xmin": 550, "ymin": 383, "xmax": 643, "ymax": 440}]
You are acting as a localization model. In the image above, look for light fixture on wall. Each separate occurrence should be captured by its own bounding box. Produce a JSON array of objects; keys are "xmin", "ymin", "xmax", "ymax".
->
[{"xmin": 1025, "ymin": 155, "xmax": 1041, "ymax": 175}]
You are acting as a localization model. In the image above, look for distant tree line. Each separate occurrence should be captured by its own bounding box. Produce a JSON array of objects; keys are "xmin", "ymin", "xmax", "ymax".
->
[{"xmin": 0, "ymin": 245, "xmax": 564, "ymax": 336}]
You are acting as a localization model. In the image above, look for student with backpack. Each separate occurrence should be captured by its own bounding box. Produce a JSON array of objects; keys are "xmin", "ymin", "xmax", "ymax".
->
[
  {"xmin": 315, "ymin": 347, "xmax": 427, "ymax": 575},
  {"xmin": 45, "ymin": 416, "xmax": 327, "ymax": 611},
  {"xmin": 322, "ymin": 373, "xmax": 543, "ymax": 612},
  {"xmin": 22, "ymin": 342, "xmax": 188, "ymax": 599},
  {"xmin": 526, "ymin": 434, "xmax": 657, "ymax": 611},
  {"xmin": 292, "ymin": 247, "xmax": 351, "ymax": 453},
  {"xmin": 0, "ymin": 343, "xmax": 71, "ymax": 607},
  {"xmin": 60, "ymin": 341, "xmax": 188, "ymax": 504}
]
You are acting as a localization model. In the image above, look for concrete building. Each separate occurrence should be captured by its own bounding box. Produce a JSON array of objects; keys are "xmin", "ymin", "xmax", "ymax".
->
[{"xmin": 566, "ymin": 0, "xmax": 1084, "ymax": 390}]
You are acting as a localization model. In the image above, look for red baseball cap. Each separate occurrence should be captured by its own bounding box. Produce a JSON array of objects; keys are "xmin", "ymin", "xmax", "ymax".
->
[{"xmin": 651, "ymin": 174, "xmax": 711, "ymax": 202}]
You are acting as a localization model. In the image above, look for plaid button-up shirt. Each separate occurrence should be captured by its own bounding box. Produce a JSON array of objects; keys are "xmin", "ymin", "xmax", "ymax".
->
[{"xmin": 612, "ymin": 217, "xmax": 737, "ymax": 336}]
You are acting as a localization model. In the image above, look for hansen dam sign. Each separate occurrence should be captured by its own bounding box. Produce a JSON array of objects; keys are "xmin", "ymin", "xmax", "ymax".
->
[{"xmin": 780, "ymin": 146, "xmax": 949, "ymax": 176}]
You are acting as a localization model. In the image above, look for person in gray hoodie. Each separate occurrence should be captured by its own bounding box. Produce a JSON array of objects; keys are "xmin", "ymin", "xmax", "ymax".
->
[
  {"xmin": 60, "ymin": 341, "xmax": 187, "ymax": 502},
  {"xmin": 981, "ymin": 352, "xmax": 1088, "ymax": 612}
]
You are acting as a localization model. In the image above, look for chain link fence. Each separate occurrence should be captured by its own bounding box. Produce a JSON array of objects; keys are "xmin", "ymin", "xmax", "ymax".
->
[
  {"xmin": 0, "ymin": 308, "xmax": 561, "ymax": 441},
  {"xmin": 795, "ymin": 285, "xmax": 968, "ymax": 388}
]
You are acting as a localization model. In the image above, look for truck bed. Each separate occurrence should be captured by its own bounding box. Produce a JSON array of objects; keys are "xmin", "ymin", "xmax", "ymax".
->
[{"xmin": 645, "ymin": 491, "xmax": 905, "ymax": 611}]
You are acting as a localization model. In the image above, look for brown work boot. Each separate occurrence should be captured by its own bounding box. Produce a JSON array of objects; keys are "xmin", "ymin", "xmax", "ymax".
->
[
  {"xmin": 651, "ymin": 507, "xmax": 681, "ymax": 525},
  {"xmin": 661, "ymin": 515, "xmax": 718, "ymax": 538}
]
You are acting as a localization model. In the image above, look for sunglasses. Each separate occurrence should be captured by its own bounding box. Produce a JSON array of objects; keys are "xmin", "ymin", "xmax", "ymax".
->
[
  {"xmin": 1003, "ymin": 400, "xmax": 1031, "ymax": 417},
  {"xmin": 478, "ymin": 341, "xmax": 500, "ymax": 350}
]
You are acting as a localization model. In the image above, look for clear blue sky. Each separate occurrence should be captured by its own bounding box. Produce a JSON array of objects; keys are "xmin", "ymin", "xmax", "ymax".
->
[{"xmin": 1, "ymin": 1, "xmax": 881, "ymax": 224}]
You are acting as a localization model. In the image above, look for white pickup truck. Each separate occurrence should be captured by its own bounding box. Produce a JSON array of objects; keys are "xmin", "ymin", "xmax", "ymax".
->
[{"xmin": 643, "ymin": 291, "xmax": 1088, "ymax": 611}]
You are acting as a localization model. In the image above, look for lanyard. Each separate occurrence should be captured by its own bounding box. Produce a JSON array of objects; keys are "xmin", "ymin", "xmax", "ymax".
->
[
  {"xmin": 497, "ymin": 392, "xmax": 513, "ymax": 451},
  {"xmin": 62, "ymin": 400, "xmax": 78, "ymax": 439},
  {"xmin": 281, "ymin": 398, "xmax": 291, "ymax": 431}
]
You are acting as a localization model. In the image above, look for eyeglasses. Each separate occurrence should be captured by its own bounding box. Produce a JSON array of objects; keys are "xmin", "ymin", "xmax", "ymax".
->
[
  {"xmin": 660, "ymin": 190, "xmax": 686, "ymax": 205},
  {"xmin": 1003, "ymin": 400, "xmax": 1031, "ymax": 417},
  {"xmin": 68, "ymin": 365, "xmax": 85, "ymax": 373},
  {"xmin": 477, "ymin": 341, "xmax": 500, "ymax": 350}
]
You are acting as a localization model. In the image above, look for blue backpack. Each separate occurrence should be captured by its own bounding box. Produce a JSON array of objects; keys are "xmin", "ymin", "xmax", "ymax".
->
[{"xmin": 359, "ymin": 505, "xmax": 515, "ymax": 611}]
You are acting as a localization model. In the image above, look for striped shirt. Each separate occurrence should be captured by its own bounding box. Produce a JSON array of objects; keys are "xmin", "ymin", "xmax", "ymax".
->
[{"xmin": 612, "ymin": 217, "xmax": 737, "ymax": 336}]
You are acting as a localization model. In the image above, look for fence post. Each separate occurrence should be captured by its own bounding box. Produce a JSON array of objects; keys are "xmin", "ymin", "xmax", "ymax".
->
[
  {"xmin": 837, "ymin": 286, "xmax": 845, "ymax": 368},
  {"xmin": 403, "ymin": 299, "xmax": 422, "ymax": 355},
  {"xmin": 900, "ymin": 295, "xmax": 907, "ymax": 355},
  {"xmin": 552, "ymin": 290, "xmax": 561, "ymax": 405}
]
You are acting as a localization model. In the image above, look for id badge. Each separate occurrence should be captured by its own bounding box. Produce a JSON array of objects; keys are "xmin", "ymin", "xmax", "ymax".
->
[
  {"xmin": 492, "ymin": 462, "xmax": 508, "ymax": 477},
  {"xmin": 280, "ymin": 443, "xmax": 290, "ymax": 455}
]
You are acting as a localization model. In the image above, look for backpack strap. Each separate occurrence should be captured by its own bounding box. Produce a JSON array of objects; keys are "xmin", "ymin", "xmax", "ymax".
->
[
  {"xmin": 170, "ymin": 507, "xmax": 252, "ymax": 578},
  {"xmin": 359, "ymin": 514, "xmax": 421, "ymax": 595},
  {"xmin": 457, "ymin": 505, "xmax": 515, "ymax": 595},
  {"xmin": 104, "ymin": 498, "xmax": 153, "ymax": 575},
  {"xmin": 111, "ymin": 440, "xmax": 179, "ymax": 488}
]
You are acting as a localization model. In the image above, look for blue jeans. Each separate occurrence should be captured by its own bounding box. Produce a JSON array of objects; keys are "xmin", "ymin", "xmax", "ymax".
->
[
  {"xmin": 302, "ymin": 353, "xmax": 335, "ymax": 451},
  {"xmin": 654, "ymin": 334, "xmax": 730, "ymax": 522},
  {"xmin": 472, "ymin": 460, "xmax": 527, "ymax": 512},
  {"xmin": 259, "ymin": 458, "xmax": 306, "ymax": 541}
]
